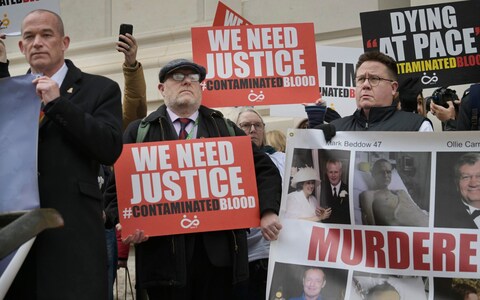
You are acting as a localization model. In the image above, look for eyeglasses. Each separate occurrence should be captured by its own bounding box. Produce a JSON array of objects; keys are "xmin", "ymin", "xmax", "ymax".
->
[
  {"xmin": 170, "ymin": 72, "xmax": 200, "ymax": 82},
  {"xmin": 355, "ymin": 75, "xmax": 394, "ymax": 86},
  {"xmin": 239, "ymin": 122, "xmax": 264, "ymax": 132}
]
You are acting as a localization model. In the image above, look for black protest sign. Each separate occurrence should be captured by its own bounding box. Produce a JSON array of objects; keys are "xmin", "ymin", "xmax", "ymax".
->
[{"xmin": 360, "ymin": 0, "xmax": 480, "ymax": 88}]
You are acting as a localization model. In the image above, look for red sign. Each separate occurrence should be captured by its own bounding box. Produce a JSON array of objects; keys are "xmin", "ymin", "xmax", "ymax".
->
[
  {"xmin": 114, "ymin": 136, "xmax": 260, "ymax": 238},
  {"xmin": 192, "ymin": 23, "xmax": 319, "ymax": 107},
  {"xmin": 213, "ymin": 1, "xmax": 252, "ymax": 26}
]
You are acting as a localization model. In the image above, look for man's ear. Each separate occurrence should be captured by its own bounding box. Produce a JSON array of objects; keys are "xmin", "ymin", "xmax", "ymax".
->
[
  {"xmin": 18, "ymin": 40, "xmax": 25, "ymax": 54},
  {"xmin": 391, "ymin": 81, "xmax": 399, "ymax": 96},
  {"xmin": 62, "ymin": 35, "xmax": 70, "ymax": 52},
  {"xmin": 158, "ymin": 83, "xmax": 165, "ymax": 96},
  {"xmin": 322, "ymin": 280, "xmax": 326, "ymax": 289}
]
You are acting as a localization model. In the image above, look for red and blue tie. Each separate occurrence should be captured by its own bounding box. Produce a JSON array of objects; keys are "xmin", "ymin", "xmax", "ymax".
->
[{"xmin": 177, "ymin": 118, "xmax": 191, "ymax": 139}]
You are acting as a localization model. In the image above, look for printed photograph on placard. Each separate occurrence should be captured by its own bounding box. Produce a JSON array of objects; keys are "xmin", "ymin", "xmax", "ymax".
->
[
  {"xmin": 268, "ymin": 262, "xmax": 348, "ymax": 300},
  {"xmin": 317, "ymin": 150, "xmax": 351, "ymax": 225},
  {"xmin": 284, "ymin": 148, "xmax": 351, "ymax": 224},
  {"xmin": 435, "ymin": 152, "xmax": 480, "ymax": 229},
  {"xmin": 352, "ymin": 151, "xmax": 431, "ymax": 226},
  {"xmin": 350, "ymin": 271, "xmax": 428, "ymax": 300},
  {"xmin": 433, "ymin": 277, "xmax": 480, "ymax": 300}
]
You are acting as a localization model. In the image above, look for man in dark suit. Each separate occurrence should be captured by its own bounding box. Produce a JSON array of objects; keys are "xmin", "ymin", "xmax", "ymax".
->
[
  {"xmin": 321, "ymin": 159, "xmax": 350, "ymax": 224},
  {"xmin": 5, "ymin": 9, "xmax": 123, "ymax": 299},
  {"xmin": 435, "ymin": 153, "xmax": 480, "ymax": 229},
  {"xmin": 105, "ymin": 58, "xmax": 282, "ymax": 299}
]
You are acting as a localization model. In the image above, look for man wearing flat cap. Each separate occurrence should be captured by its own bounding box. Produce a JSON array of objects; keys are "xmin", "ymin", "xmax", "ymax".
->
[{"xmin": 105, "ymin": 58, "xmax": 282, "ymax": 299}]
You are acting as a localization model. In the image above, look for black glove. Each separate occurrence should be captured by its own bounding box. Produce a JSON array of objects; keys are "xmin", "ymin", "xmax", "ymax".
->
[
  {"xmin": 313, "ymin": 123, "xmax": 336, "ymax": 142},
  {"xmin": 305, "ymin": 105, "xmax": 327, "ymax": 128},
  {"xmin": 325, "ymin": 107, "xmax": 341, "ymax": 123}
]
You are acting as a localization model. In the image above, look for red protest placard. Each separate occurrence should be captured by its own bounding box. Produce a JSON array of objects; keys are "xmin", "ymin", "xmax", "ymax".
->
[
  {"xmin": 192, "ymin": 23, "xmax": 319, "ymax": 107},
  {"xmin": 213, "ymin": 1, "xmax": 252, "ymax": 26},
  {"xmin": 114, "ymin": 136, "xmax": 259, "ymax": 238}
]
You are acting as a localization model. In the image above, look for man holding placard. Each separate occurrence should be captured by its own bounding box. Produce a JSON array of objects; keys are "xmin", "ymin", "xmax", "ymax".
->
[{"xmin": 107, "ymin": 58, "xmax": 282, "ymax": 299}]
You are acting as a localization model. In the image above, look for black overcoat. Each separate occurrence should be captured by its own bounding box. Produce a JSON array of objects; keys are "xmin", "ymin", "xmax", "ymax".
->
[{"xmin": 7, "ymin": 59, "xmax": 123, "ymax": 299}]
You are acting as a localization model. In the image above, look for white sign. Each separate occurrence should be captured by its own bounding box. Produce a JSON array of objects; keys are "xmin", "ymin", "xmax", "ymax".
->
[
  {"xmin": 268, "ymin": 129, "xmax": 480, "ymax": 300},
  {"xmin": 270, "ymin": 45, "xmax": 362, "ymax": 118}
]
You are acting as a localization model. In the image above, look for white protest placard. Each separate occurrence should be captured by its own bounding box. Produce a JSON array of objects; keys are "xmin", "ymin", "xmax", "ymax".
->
[
  {"xmin": 268, "ymin": 129, "xmax": 480, "ymax": 300},
  {"xmin": 270, "ymin": 45, "xmax": 362, "ymax": 118}
]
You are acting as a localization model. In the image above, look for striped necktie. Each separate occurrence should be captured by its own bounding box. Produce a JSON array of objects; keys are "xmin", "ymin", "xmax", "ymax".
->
[{"xmin": 177, "ymin": 118, "xmax": 191, "ymax": 139}]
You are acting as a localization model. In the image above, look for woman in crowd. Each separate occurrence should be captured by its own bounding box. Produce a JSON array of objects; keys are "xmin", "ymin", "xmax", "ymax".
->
[{"xmin": 266, "ymin": 129, "xmax": 286, "ymax": 153}]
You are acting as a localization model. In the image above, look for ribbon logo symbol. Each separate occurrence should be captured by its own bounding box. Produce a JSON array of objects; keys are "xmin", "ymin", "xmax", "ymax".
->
[
  {"xmin": 421, "ymin": 72, "xmax": 439, "ymax": 85},
  {"xmin": 248, "ymin": 90, "xmax": 265, "ymax": 102},
  {"xmin": 181, "ymin": 215, "xmax": 200, "ymax": 229}
]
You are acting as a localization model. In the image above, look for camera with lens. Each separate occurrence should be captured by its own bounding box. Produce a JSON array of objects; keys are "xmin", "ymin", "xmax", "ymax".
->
[{"xmin": 425, "ymin": 86, "xmax": 459, "ymax": 112}]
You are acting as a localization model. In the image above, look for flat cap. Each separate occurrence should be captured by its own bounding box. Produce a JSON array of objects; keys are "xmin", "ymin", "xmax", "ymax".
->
[{"xmin": 158, "ymin": 59, "xmax": 207, "ymax": 83}]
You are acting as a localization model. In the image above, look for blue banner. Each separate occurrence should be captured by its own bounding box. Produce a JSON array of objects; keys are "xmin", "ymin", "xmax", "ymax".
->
[{"xmin": 0, "ymin": 74, "xmax": 40, "ymax": 288}]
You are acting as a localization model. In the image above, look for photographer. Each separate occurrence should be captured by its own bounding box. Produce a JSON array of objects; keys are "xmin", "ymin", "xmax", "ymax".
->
[
  {"xmin": 397, "ymin": 76, "xmax": 425, "ymax": 116},
  {"xmin": 456, "ymin": 83, "xmax": 480, "ymax": 131},
  {"xmin": 427, "ymin": 86, "xmax": 460, "ymax": 131}
]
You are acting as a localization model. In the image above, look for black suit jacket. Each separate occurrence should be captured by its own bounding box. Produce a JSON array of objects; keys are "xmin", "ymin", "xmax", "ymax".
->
[
  {"xmin": 435, "ymin": 197, "xmax": 478, "ymax": 229},
  {"xmin": 8, "ymin": 60, "xmax": 123, "ymax": 299},
  {"xmin": 321, "ymin": 181, "xmax": 351, "ymax": 224},
  {"xmin": 0, "ymin": 61, "xmax": 9, "ymax": 77}
]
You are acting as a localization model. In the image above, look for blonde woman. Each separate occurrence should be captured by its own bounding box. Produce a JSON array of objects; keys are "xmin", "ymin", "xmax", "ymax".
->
[{"xmin": 266, "ymin": 129, "xmax": 286, "ymax": 153}]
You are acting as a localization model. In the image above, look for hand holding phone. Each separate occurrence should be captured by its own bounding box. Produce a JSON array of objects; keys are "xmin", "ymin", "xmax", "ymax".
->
[
  {"xmin": 119, "ymin": 24, "xmax": 133, "ymax": 42},
  {"xmin": 117, "ymin": 24, "xmax": 137, "ymax": 66}
]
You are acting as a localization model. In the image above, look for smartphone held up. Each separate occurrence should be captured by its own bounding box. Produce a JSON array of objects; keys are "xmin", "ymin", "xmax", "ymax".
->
[{"xmin": 119, "ymin": 24, "xmax": 133, "ymax": 43}]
